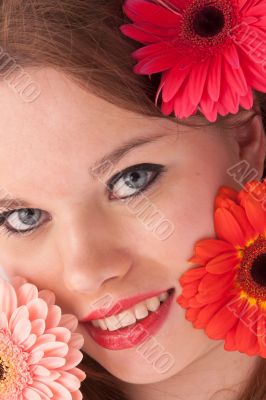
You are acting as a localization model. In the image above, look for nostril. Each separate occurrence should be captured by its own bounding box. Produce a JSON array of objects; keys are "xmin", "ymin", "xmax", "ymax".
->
[{"xmin": 65, "ymin": 271, "xmax": 120, "ymax": 293}]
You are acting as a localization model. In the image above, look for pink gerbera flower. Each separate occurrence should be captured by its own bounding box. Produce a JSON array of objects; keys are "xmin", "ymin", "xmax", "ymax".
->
[
  {"xmin": 0, "ymin": 276, "xmax": 86, "ymax": 400},
  {"xmin": 120, "ymin": 0, "xmax": 266, "ymax": 122}
]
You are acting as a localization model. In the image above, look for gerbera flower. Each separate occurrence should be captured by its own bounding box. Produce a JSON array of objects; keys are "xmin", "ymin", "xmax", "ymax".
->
[
  {"xmin": 120, "ymin": 0, "xmax": 266, "ymax": 122},
  {"xmin": 0, "ymin": 276, "xmax": 86, "ymax": 399},
  {"xmin": 177, "ymin": 178, "xmax": 266, "ymax": 357}
]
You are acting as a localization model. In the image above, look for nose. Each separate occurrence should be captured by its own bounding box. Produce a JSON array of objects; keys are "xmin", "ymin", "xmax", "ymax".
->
[{"xmin": 57, "ymin": 210, "xmax": 132, "ymax": 293}]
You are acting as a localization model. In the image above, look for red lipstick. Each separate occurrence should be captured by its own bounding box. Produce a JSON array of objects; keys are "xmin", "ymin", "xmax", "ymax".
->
[{"xmin": 80, "ymin": 288, "xmax": 175, "ymax": 350}]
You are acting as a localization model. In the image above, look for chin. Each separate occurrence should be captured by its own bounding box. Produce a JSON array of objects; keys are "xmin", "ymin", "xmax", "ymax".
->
[
  {"xmin": 106, "ymin": 365, "xmax": 177, "ymax": 385},
  {"xmin": 98, "ymin": 350, "xmax": 179, "ymax": 385}
]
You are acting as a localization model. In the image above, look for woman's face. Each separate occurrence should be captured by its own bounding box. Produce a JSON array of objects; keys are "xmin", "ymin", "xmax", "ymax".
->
[{"xmin": 1, "ymin": 67, "xmax": 265, "ymax": 384}]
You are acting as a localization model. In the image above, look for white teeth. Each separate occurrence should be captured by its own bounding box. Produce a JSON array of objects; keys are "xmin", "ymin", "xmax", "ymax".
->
[
  {"xmin": 98, "ymin": 319, "xmax": 107, "ymax": 330},
  {"xmin": 105, "ymin": 315, "xmax": 121, "ymax": 331},
  {"xmin": 146, "ymin": 296, "xmax": 160, "ymax": 312},
  {"xmin": 91, "ymin": 291, "xmax": 170, "ymax": 331},
  {"xmin": 134, "ymin": 303, "xmax": 149, "ymax": 320},
  {"xmin": 117, "ymin": 310, "xmax": 136, "ymax": 328},
  {"xmin": 92, "ymin": 320, "xmax": 100, "ymax": 328},
  {"xmin": 159, "ymin": 292, "xmax": 168, "ymax": 302}
]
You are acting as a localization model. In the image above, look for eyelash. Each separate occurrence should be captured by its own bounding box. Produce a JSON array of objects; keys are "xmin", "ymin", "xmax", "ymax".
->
[
  {"xmin": 0, "ymin": 208, "xmax": 46, "ymax": 238},
  {"xmin": 106, "ymin": 163, "xmax": 166, "ymax": 200},
  {"xmin": 0, "ymin": 163, "xmax": 166, "ymax": 238}
]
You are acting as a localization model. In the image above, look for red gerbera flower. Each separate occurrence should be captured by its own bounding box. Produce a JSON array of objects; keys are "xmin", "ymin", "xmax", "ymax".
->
[
  {"xmin": 120, "ymin": 0, "xmax": 266, "ymax": 122},
  {"xmin": 177, "ymin": 178, "xmax": 266, "ymax": 357}
]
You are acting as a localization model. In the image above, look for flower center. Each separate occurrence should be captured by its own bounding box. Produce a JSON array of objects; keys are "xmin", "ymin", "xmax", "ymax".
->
[
  {"xmin": 0, "ymin": 362, "xmax": 6, "ymax": 380},
  {"xmin": 0, "ymin": 329, "xmax": 33, "ymax": 399},
  {"xmin": 236, "ymin": 235, "xmax": 266, "ymax": 304},
  {"xmin": 193, "ymin": 6, "xmax": 225, "ymax": 37},
  {"xmin": 180, "ymin": 0, "xmax": 239, "ymax": 61},
  {"xmin": 250, "ymin": 253, "xmax": 266, "ymax": 286}
]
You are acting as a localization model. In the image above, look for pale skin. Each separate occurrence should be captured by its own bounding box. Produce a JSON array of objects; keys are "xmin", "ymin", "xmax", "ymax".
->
[{"xmin": 0, "ymin": 67, "xmax": 266, "ymax": 400}]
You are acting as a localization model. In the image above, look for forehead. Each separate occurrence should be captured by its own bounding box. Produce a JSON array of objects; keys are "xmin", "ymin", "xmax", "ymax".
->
[
  {"xmin": 0, "ymin": 67, "xmax": 177, "ymax": 203},
  {"xmin": 0, "ymin": 67, "xmax": 166, "ymax": 145}
]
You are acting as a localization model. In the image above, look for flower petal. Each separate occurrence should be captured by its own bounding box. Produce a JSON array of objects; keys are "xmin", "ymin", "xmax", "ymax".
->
[
  {"xmin": 45, "ymin": 326, "xmax": 72, "ymax": 342},
  {"xmin": 134, "ymin": 52, "xmax": 180, "ymax": 74},
  {"xmin": 31, "ymin": 365, "xmax": 51, "ymax": 377},
  {"xmin": 198, "ymin": 271, "xmax": 234, "ymax": 293},
  {"xmin": 11, "ymin": 318, "xmax": 31, "ymax": 345},
  {"xmin": 31, "ymin": 319, "xmax": 46, "ymax": 336},
  {"xmin": 57, "ymin": 370, "xmax": 82, "ymax": 391},
  {"xmin": 196, "ymin": 289, "xmax": 231, "ymax": 305},
  {"xmin": 188, "ymin": 239, "xmax": 234, "ymax": 265},
  {"xmin": 47, "ymin": 381, "xmax": 73, "ymax": 400},
  {"xmin": 45, "ymin": 305, "xmax": 62, "ymax": 329},
  {"xmin": 17, "ymin": 283, "xmax": 38, "ymax": 306},
  {"xmin": 179, "ymin": 266, "xmax": 207, "ymax": 284},
  {"xmin": 68, "ymin": 333, "xmax": 85, "ymax": 349},
  {"xmin": 215, "ymin": 208, "xmax": 245, "ymax": 246},
  {"xmin": 0, "ymin": 311, "xmax": 9, "ymax": 329},
  {"xmin": 224, "ymin": 327, "xmax": 237, "ymax": 351},
  {"xmin": 23, "ymin": 387, "xmax": 42, "ymax": 400},
  {"xmin": 38, "ymin": 356, "xmax": 66, "ymax": 369},
  {"xmin": 223, "ymin": 44, "xmax": 240, "ymax": 69},
  {"xmin": 243, "ymin": 196, "xmax": 266, "ymax": 232},
  {"xmin": 38, "ymin": 289, "xmax": 56, "ymax": 306},
  {"xmin": 194, "ymin": 296, "xmax": 229, "ymax": 329},
  {"xmin": 185, "ymin": 306, "xmax": 201, "ymax": 322},
  {"xmin": 205, "ymin": 303, "xmax": 239, "ymax": 339},
  {"xmin": 60, "ymin": 314, "xmax": 79, "ymax": 332},
  {"xmin": 162, "ymin": 65, "xmax": 190, "ymax": 103},
  {"xmin": 257, "ymin": 312, "xmax": 266, "ymax": 357},
  {"xmin": 207, "ymin": 53, "xmax": 222, "ymax": 101},
  {"xmin": 22, "ymin": 333, "xmax": 37, "ymax": 350},
  {"xmin": 205, "ymin": 252, "xmax": 239, "ymax": 274},
  {"xmin": 122, "ymin": 0, "xmax": 181, "ymax": 28},
  {"xmin": 29, "ymin": 380, "xmax": 53, "ymax": 398},
  {"xmin": 223, "ymin": 59, "xmax": 248, "ymax": 96},
  {"xmin": 33, "ymin": 341, "xmax": 69, "ymax": 358},
  {"xmin": 0, "ymin": 279, "xmax": 18, "ymax": 320},
  {"xmin": 234, "ymin": 307, "xmax": 259, "ymax": 354},
  {"xmin": 70, "ymin": 367, "xmax": 87, "ymax": 382},
  {"xmin": 181, "ymin": 280, "xmax": 200, "ymax": 299},
  {"xmin": 9, "ymin": 305, "xmax": 29, "ymax": 332},
  {"xmin": 187, "ymin": 60, "xmax": 210, "ymax": 106},
  {"xmin": 27, "ymin": 298, "xmax": 48, "ymax": 320},
  {"xmin": 62, "ymin": 348, "xmax": 83, "ymax": 370}
]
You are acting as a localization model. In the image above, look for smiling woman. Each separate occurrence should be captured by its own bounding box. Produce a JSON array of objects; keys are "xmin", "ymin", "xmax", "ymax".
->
[{"xmin": 0, "ymin": 1, "xmax": 266, "ymax": 400}]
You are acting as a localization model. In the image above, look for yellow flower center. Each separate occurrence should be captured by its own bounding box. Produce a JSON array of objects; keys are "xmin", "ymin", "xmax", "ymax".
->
[{"xmin": 0, "ymin": 328, "xmax": 33, "ymax": 399}]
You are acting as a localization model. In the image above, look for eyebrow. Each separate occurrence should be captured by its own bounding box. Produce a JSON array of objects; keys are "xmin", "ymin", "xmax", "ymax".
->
[
  {"xmin": 89, "ymin": 132, "xmax": 170, "ymax": 180},
  {"xmin": 0, "ymin": 132, "xmax": 173, "ymax": 210}
]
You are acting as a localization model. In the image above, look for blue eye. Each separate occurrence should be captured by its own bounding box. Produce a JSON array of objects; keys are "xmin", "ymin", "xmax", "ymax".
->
[
  {"xmin": 0, "ymin": 208, "xmax": 50, "ymax": 238},
  {"xmin": 107, "ymin": 163, "xmax": 166, "ymax": 200}
]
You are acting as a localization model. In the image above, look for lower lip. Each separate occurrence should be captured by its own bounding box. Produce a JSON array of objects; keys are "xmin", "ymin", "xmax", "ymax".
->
[{"xmin": 81, "ymin": 289, "xmax": 175, "ymax": 350}]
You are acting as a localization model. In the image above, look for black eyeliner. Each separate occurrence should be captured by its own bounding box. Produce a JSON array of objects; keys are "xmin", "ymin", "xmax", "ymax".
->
[
  {"xmin": 107, "ymin": 163, "xmax": 165, "ymax": 189},
  {"xmin": 106, "ymin": 163, "xmax": 166, "ymax": 200}
]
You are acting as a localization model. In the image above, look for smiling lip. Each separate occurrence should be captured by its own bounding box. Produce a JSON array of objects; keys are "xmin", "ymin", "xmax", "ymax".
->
[
  {"xmin": 81, "ymin": 289, "xmax": 175, "ymax": 350},
  {"xmin": 79, "ymin": 288, "xmax": 173, "ymax": 321}
]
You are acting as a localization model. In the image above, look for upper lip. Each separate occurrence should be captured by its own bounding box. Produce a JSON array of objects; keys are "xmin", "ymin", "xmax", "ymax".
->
[{"xmin": 79, "ymin": 288, "xmax": 173, "ymax": 322}]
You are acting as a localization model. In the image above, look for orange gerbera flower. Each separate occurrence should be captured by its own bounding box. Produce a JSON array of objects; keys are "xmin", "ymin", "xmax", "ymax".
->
[{"xmin": 177, "ymin": 178, "xmax": 266, "ymax": 357}]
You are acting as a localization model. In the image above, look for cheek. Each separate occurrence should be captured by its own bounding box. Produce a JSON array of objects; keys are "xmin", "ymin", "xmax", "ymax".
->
[
  {"xmin": 143, "ymin": 172, "xmax": 231, "ymax": 282},
  {"xmin": 0, "ymin": 239, "xmax": 59, "ymax": 284},
  {"xmin": 147, "ymin": 185, "xmax": 215, "ymax": 262}
]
